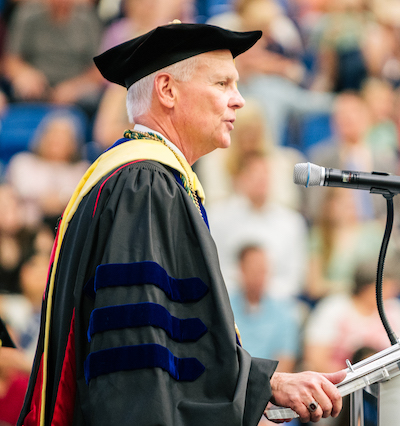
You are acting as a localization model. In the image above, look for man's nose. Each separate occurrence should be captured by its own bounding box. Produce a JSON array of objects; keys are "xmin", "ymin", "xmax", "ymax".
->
[{"xmin": 231, "ymin": 88, "xmax": 245, "ymax": 109}]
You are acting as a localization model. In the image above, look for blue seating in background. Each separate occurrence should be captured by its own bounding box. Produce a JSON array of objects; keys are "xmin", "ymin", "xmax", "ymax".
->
[
  {"xmin": 282, "ymin": 112, "xmax": 332, "ymax": 155},
  {"xmin": 0, "ymin": 102, "xmax": 89, "ymax": 165},
  {"xmin": 194, "ymin": 0, "xmax": 233, "ymax": 23},
  {"xmin": 301, "ymin": 113, "xmax": 332, "ymax": 154}
]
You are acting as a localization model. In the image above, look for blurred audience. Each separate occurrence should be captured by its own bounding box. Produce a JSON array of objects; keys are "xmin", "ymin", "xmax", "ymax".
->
[
  {"xmin": 3, "ymin": 0, "xmax": 103, "ymax": 116},
  {"xmin": 0, "ymin": 249, "xmax": 51, "ymax": 426},
  {"xmin": 230, "ymin": 244, "xmax": 301, "ymax": 373},
  {"xmin": 361, "ymin": 77, "xmax": 398, "ymax": 158},
  {"xmin": 0, "ymin": 251, "xmax": 49, "ymax": 362},
  {"xmin": 0, "ymin": 184, "xmax": 35, "ymax": 294},
  {"xmin": 208, "ymin": 0, "xmax": 306, "ymax": 82},
  {"xmin": 92, "ymin": 83, "xmax": 130, "ymax": 151},
  {"xmin": 100, "ymin": 0, "xmax": 191, "ymax": 52},
  {"xmin": 303, "ymin": 259, "xmax": 400, "ymax": 373},
  {"xmin": 5, "ymin": 109, "xmax": 90, "ymax": 230},
  {"xmin": 307, "ymin": 0, "xmax": 373, "ymax": 93},
  {"xmin": 306, "ymin": 187, "xmax": 384, "ymax": 303},
  {"xmin": 362, "ymin": 0, "xmax": 400, "ymax": 88},
  {"xmin": 0, "ymin": 346, "xmax": 30, "ymax": 426},
  {"xmin": 207, "ymin": 0, "xmax": 335, "ymax": 145},
  {"xmin": 196, "ymin": 97, "xmax": 306, "ymax": 210},
  {"xmin": 208, "ymin": 152, "xmax": 308, "ymax": 299},
  {"xmin": 307, "ymin": 90, "xmax": 394, "ymax": 222},
  {"xmin": 289, "ymin": 0, "xmax": 330, "ymax": 45},
  {"xmin": 0, "ymin": 182, "xmax": 52, "ymax": 424},
  {"xmin": 0, "ymin": 209, "xmax": 52, "ymax": 425}
]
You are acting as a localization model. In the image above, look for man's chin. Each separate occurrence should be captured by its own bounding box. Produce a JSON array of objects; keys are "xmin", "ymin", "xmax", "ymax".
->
[{"xmin": 219, "ymin": 136, "xmax": 232, "ymax": 150}]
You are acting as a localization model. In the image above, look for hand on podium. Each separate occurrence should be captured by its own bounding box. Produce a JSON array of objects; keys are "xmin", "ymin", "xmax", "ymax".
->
[{"xmin": 267, "ymin": 370, "xmax": 347, "ymax": 423}]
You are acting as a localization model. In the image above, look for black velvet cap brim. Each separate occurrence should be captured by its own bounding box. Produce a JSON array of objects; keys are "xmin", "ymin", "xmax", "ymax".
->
[{"xmin": 93, "ymin": 23, "xmax": 262, "ymax": 89}]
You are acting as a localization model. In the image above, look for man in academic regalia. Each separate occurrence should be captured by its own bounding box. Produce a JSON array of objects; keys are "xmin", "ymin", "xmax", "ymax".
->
[{"xmin": 17, "ymin": 22, "xmax": 345, "ymax": 426}]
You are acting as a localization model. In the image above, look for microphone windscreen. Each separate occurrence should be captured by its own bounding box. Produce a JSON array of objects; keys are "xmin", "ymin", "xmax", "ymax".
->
[{"xmin": 293, "ymin": 163, "xmax": 323, "ymax": 187}]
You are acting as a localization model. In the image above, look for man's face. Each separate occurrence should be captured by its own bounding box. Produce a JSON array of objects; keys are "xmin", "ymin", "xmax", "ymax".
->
[
  {"xmin": 174, "ymin": 50, "xmax": 245, "ymax": 160},
  {"xmin": 240, "ymin": 248, "xmax": 268, "ymax": 304},
  {"xmin": 237, "ymin": 156, "xmax": 270, "ymax": 208}
]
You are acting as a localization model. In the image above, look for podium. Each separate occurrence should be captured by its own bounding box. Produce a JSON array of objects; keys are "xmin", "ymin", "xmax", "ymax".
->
[
  {"xmin": 350, "ymin": 370, "xmax": 400, "ymax": 426},
  {"xmin": 348, "ymin": 344, "xmax": 400, "ymax": 426},
  {"xmin": 265, "ymin": 342, "xmax": 400, "ymax": 424}
]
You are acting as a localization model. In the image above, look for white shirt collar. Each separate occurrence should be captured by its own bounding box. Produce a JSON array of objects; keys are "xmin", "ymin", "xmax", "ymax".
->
[{"xmin": 134, "ymin": 124, "xmax": 186, "ymax": 161}]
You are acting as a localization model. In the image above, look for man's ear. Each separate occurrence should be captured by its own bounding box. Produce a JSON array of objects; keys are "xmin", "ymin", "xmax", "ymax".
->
[{"xmin": 154, "ymin": 73, "xmax": 176, "ymax": 109}]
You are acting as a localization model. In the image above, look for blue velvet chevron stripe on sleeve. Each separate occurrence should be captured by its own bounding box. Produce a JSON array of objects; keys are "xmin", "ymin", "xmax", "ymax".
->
[
  {"xmin": 84, "ymin": 344, "xmax": 206, "ymax": 383},
  {"xmin": 87, "ymin": 302, "xmax": 208, "ymax": 343},
  {"xmin": 94, "ymin": 261, "xmax": 209, "ymax": 302},
  {"xmin": 86, "ymin": 261, "xmax": 209, "ymax": 384}
]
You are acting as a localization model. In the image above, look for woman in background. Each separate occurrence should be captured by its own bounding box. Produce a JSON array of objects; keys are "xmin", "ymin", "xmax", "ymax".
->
[{"xmin": 6, "ymin": 109, "xmax": 89, "ymax": 231}]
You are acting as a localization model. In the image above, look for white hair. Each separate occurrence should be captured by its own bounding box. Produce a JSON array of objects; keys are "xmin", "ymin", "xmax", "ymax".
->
[{"xmin": 126, "ymin": 55, "xmax": 202, "ymax": 123}]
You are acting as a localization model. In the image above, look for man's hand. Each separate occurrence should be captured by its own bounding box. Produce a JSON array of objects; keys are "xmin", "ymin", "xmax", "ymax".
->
[{"xmin": 269, "ymin": 370, "xmax": 346, "ymax": 423}]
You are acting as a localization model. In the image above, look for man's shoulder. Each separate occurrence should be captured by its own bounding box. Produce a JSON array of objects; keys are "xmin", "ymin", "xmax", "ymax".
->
[
  {"xmin": 116, "ymin": 158, "xmax": 170, "ymax": 169},
  {"xmin": 104, "ymin": 159, "xmax": 177, "ymax": 183},
  {"xmin": 77, "ymin": 159, "xmax": 190, "ymax": 226}
]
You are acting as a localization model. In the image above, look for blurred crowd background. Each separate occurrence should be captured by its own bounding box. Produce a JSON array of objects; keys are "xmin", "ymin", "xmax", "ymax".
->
[{"xmin": 0, "ymin": 0, "xmax": 400, "ymax": 424}]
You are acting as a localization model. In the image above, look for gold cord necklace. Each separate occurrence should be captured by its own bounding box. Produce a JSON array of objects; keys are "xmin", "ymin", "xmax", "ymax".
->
[{"xmin": 124, "ymin": 129, "xmax": 203, "ymax": 218}]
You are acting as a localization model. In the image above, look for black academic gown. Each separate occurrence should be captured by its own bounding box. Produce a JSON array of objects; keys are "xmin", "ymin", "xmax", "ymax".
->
[{"xmin": 18, "ymin": 147, "xmax": 277, "ymax": 426}]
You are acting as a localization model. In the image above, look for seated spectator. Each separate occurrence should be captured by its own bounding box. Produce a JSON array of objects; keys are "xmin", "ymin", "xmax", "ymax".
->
[
  {"xmin": 208, "ymin": 0, "xmax": 306, "ymax": 82},
  {"xmin": 0, "ymin": 235, "xmax": 53, "ymax": 425},
  {"xmin": 208, "ymin": 152, "xmax": 308, "ymax": 299},
  {"xmin": 307, "ymin": 90, "xmax": 395, "ymax": 222},
  {"xmin": 303, "ymin": 259, "xmax": 400, "ymax": 373},
  {"xmin": 362, "ymin": 0, "xmax": 400, "ymax": 88},
  {"xmin": 6, "ymin": 109, "xmax": 90, "ymax": 230},
  {"xmin": 230, "ymin": 244, "xmax": 301, "ymax": 373},
  {"xmin": 0, "ymin": 247, "xmax": 52, "ymax": 425},
  {"xmin": 3, "ymin": 0, "xmax": 103, "ymax": 116},
  {"xmin": 306, "ymin": 187, "xmax": 384, "ymax": 303},
  {"xmin": 0, "ymin": 184, "xmax": 35, "ymax": 294},
  {"xmin": 0, "ymin": 346, "xmax": 30, "ymax": 426},
  {"xmin": 100, "ymin": 0, "xmax": 192, "ymax": 52},
  {"xmin": 0, "ymin": 252, "xmax": 50, "ymax": 363},
  {"xmin": 307, "ymin": 0, "xmax": 374, "ymax": 93},
  {"xmin": 289, "ymin": 0, "xmax": 330, "ymax": 46},
  {"xmin": 0, "ymin": 0, "xmax": 13, "ymax": 111},
  {"xmin": 18, "ymin": 252, "xmax": 49, "ymax": 360},
  {"xmin": 361, "ymin": 77, "xmax": 398, "ymax": 157}
]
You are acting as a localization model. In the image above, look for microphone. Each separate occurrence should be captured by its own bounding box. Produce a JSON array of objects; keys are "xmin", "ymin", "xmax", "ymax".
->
[{"xmin": 293, "ymin": 162, "xmax": 400, "ymax": 196}]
